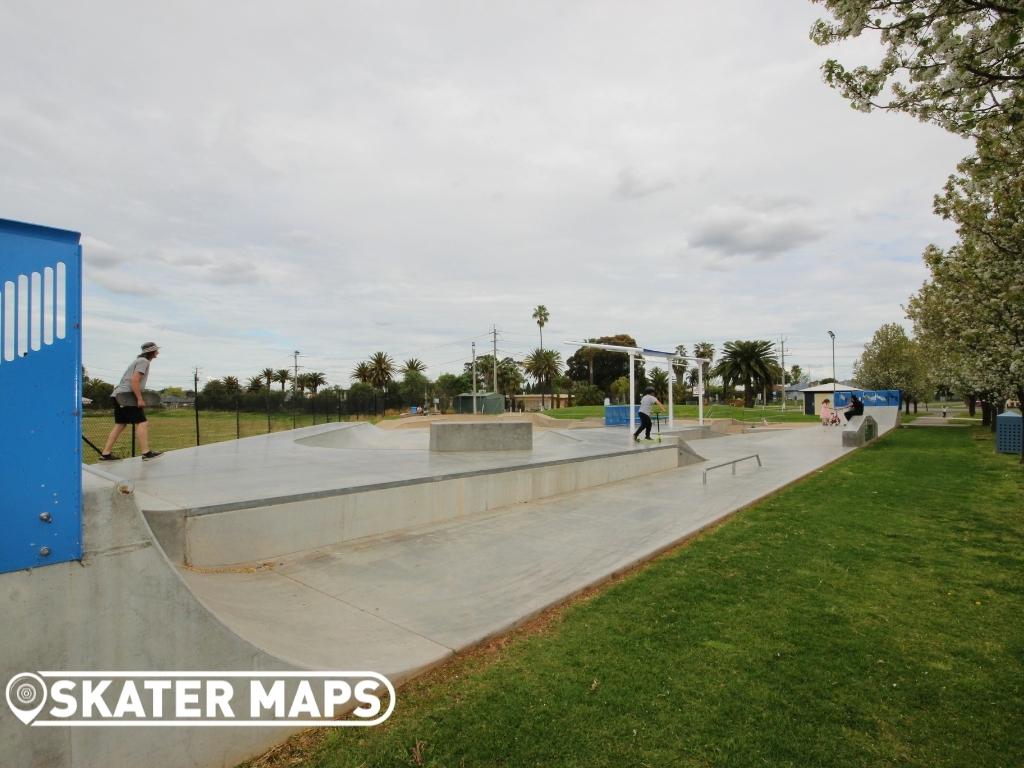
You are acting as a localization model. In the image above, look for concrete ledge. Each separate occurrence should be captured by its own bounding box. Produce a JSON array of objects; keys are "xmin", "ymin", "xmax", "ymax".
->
[
  {"xmin": 842, "ymin": 414, "xmax": 879, "ymax": 447},
  {"xmin": 430, "ymin": 421, "xmax": 532, "ymax": 451},
  {"xmin": 174, "ymin": 447, "xmax": 678, "ymax": 567}
]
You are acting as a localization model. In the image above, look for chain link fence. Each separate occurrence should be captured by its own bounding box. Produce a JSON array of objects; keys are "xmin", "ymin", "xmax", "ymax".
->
[{"xmin": 81, "ymin": 390, "xmax": 384, "ymax": 464}]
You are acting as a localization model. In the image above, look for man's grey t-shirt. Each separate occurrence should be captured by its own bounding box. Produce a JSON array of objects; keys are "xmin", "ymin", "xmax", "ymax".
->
[
  {"xmin": 112, "ymin": 357, "xmax": 151, "ymax": 399},
  {"xmin": 639, "ymin": 394, "xmax": 658, "ymax": 415}
]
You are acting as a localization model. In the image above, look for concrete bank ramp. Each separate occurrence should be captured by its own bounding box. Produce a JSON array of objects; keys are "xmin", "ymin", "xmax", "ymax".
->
[
  {"xmin": 1, "ymin": 475, "xmax": 304, "ymax": 768},
  {"xmin": 865, "ymin": 406, "xmax": 900, "ymax": 433},
  {"xmin": 297, "ymin": 422, "xmax": 429, "ymax": 450}
]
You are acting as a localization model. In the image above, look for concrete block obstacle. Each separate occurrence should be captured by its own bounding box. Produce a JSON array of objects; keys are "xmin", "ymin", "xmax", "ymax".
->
[
  {"xmin": 840, "ymin": 406, "xmax": 898, "ymax": 447},
  {"xmin": 429, "ymin": 421, "xmax": 532, "ymax": 452},
  {"xmin": 842, "ymin": 414, "xmax": 880, "ymax": 447}
]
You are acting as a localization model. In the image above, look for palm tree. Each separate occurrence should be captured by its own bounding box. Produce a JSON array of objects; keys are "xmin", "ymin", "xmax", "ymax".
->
[
  {"xmin": 693, "ymin": 342, "xmax": 715, "ymax": 402},
  {"xmin": 400, "ymin": 358, "xmax": 426, "ymax": 376},
  {"xmin": 368, "ymin": 352, "xmax": 395, "ymax": 389},
  {"xmin": 532, "ymin": 305, "xmax": 549, "ymax": 351},
  {"xmin": 262, "ymin": 367, "xmax": 276, "ymax": 390},
  {"xmin": 274, "ymin": 369, "xmax": 291, "ymax": 392},
  {"xmin": 351, "ymin": 361, "xmax": 372, "ymax": 384},
  {"xmin": 672, "ymin": 344, "xmax": 689, "ymax": 384},
  {"xmin": 246, "ymin": 375, "xmax": 265, "ymax": 392},
  {"xmin": 523, "ymin": 348, "xmax": 562, "ymax": 409},
  {"xmin": 307, "ymin": 371, "xmax": 327, "ymax": 395},
  {"xmin": 712, "ymin": 340, "xmax": 778, "ymax": 408},
  {"xmin": 687, "ymin": 366, "xmax": 701, "ymax": 389},
  {"xmin": 649, "ymin": 368, "xmax": 669, "ymax": 401},
  {"xmin": 222, "ymin": 376, "xmax": 240, "ymax": 392},
  {"xmin": 294, "ymin": 373, "xmax": 310, "ymax": 396}
]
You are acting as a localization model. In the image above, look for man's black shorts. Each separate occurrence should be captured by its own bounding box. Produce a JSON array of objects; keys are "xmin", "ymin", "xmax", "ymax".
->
[{"xmin": 113, "ymin": 401, "xmax": 147, "ymax": 425}]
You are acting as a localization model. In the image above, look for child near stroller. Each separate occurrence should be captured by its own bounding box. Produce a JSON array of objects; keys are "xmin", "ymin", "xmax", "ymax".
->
[{"xmin": 820, "ymin": 398, "xmax": 842, "ymax": 426}]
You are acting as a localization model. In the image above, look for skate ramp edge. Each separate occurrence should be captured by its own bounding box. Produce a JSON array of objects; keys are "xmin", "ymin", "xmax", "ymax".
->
[
  {"xmin": 145, "ymin": 443, "xmax": 680, "ymax": 569},
  {"xmin": 673, "ymin": 438, "xmax": 707, "ymax": 466},
  {"xmin": 0, "ymin": 473, "xmax": 319, "ymax": 768}
]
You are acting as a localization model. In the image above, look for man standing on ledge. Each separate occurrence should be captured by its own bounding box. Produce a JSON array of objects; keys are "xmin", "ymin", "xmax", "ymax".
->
[
  {"xmin": 100, "ymin": 342, "xmax": 163, "ymax": 461},
  {"xmin": 633, "ymin": 386, "xmax": 662, "ymax": 442}
]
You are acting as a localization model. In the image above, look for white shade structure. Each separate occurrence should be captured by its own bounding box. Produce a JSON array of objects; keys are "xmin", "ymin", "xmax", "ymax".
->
[{"xmin": 567, "ymin": 342, "xmax": 710, "ymax": 442}]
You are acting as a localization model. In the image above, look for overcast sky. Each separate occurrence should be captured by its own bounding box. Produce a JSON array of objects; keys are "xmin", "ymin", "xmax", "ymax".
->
[{"xmin": 1, "ymin": 1, "xmax": 969, "ymax": 390}]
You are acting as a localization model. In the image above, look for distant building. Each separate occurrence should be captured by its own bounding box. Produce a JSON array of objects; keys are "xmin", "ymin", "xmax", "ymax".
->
[
  {"xmin": 160, "ymin": 394, "xmax": 195, "ymax": 409},
  {"xmin": 799, "ymin": 383, "xmax": 858, "ymax": 416},
  {"xmin": 510, "ymin": 393, "xmax": 571, "ymax": 412},
  {"xmin": 452, "ymin": 392, "xmax": 505, "ymax": 414}
]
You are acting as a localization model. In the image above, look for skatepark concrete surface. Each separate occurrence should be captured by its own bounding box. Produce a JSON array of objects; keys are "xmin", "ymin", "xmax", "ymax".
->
[{"xmin": 1, "ymin": 409, "xmax": 899, "ymax": 768}]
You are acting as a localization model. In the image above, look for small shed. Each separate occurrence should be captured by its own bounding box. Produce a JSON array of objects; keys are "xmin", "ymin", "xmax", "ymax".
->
[
  {"xmin": 799, "ymin": 384, "xmax": 859, "ymax": 416},
  {"xmin": 452, "ymin": 392, "xmax": 505, "ymax": 415}
]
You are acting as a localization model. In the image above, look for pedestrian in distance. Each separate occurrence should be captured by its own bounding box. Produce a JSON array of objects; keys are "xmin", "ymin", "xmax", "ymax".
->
[
  {"xmin": 633, "ymin": 386, "xmax": 662, "ymax": 442},
  {"xmin": 100, "ymin": 342, "xmax": 164, "ymax": 461}
]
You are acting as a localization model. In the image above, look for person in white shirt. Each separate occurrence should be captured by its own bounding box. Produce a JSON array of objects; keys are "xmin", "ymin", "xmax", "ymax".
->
[
  {"xmin": 633, "ymin": 386, "xmax": 662, "ymax": 441},
  {"xmin": 100, "ymin": 342, "xmax": 163, "ymax": 461}
]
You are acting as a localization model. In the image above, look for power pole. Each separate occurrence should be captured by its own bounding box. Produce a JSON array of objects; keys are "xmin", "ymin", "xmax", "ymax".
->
[
  {"xmin": 193, "ymin": 367, "xmax": 201, "ymax": 446},
  {"xmin": 293, "ymin": 350, "xmax": 300, "ymax": 428},
  {"xmin": 472, "ymin": 342, "xmax": 478, "ymax": 415},
  {"xmin": 492, "ymin": 325, "xmax": 498, "ymax": 395},
  {"xmin": 779, "ymin": 335, "xmax": 786, "ymax": 412}
]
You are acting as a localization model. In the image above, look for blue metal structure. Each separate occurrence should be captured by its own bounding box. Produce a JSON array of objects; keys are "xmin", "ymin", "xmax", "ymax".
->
[
  {"xmin": 996, "ymin": 410, "xmax": 1022, "ymax": 455},
  {"xmin": 833, "ymin": 389, "xmax": 902, "ymax": 409},
  {"xmin": 604, "ymin": 404, "xmax": 641, "ymax": 426},
  {"xmin": 0, "ymin": 218, "xmax": 82, "ymax": 574}
]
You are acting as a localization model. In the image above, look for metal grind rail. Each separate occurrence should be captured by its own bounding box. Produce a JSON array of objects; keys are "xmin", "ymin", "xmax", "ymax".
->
[{"xmin": 702, "ymin": 454, "xmax": 761, "ymax": 486}]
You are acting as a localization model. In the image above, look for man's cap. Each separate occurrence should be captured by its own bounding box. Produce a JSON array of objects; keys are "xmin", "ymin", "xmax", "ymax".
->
[{"xmin": 141, "ymin": 342, "xmax": 160, "ymax": 354}]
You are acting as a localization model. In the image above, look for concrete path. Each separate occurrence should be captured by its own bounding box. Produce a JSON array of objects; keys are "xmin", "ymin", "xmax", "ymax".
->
[
  {"xmin": 905, "ymin": 415, "xmax": 970, "ymax": 427},
  {"xmin": 180, "ymin": 425, "xmax": 854, "ymax": 684}
]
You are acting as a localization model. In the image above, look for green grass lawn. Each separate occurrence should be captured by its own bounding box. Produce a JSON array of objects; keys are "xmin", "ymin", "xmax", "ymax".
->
[
  {"xmin": 545, "ymin": 404, "xmax": 819, "ymax": 423},
  {"xmin": 253, "ymin": 426, "xmax": 1023, "ymax": 767}
]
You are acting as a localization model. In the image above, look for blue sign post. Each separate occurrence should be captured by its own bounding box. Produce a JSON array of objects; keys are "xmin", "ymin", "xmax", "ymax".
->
[{"xmin": 0, "ymin": 218, "xmax": 82, "ymax": 574}]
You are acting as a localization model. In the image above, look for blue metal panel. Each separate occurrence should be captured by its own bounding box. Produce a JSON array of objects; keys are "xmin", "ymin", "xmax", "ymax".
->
[
  {"xmin": 833, "ymin": 390, "xmax": 902, "ymax": 409},
  {"xmin": 604, "ymin": 405, "xmax": 640, "ymax": 426},
  {"xmin": 0, "ymin": 218, "xmax": 82, "ymax": 573}
]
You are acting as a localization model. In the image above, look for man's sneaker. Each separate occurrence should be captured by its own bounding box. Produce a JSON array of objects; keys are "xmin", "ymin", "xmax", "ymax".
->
[
  {"xmin": 141, "ymin": 451, "xmax": 163, "ymax": 460},
  {"xmin": 98, "ymin": 453, "xmax": 119, "ymax": 461}
]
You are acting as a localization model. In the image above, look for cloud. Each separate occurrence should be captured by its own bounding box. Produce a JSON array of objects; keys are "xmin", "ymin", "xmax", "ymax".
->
[
  {"xmin": 0, "ymin": 1, "xmax": 970, "ymax": 387},
  {"xmin": 80, "ymin": 235, "xmax": 129, "ymax": 268},
  {"xmin": 614, "ymin": 168, "xmax": 675, "ymax": 200},
  {"xmin": 689, "ymin": 203, "xmax": 826, "ymax": 266}
]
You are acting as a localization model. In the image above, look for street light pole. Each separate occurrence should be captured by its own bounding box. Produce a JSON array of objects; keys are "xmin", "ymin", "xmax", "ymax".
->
[
  {"xmin": 472, "ymin": 342, "xmax": 477, "ymax": 415},
  {"xmin": 827, "ymin": 331, "xmax": 836, "ymax": 400}
]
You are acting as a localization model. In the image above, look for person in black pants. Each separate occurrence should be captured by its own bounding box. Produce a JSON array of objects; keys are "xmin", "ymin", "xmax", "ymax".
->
[
  {"xmin": 844, "ymin": 394, "xmax": 864, "ymax": 422},
  {"xmin": 633, "ymin": 386, "xmax": 662, "ymax": 441}
]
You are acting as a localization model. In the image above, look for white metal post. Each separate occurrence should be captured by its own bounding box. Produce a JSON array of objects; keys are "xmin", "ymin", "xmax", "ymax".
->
[
  {"xmin": 628, "ymin": 352, "xmax": 636, "ymax": 442},
  {"xmin": 698, "ymin": 362, "xmax": 704, "ymax": 426},
  {"xmin": 667, "ymin": 360, "xmax": 674, "ymax": 430}
]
